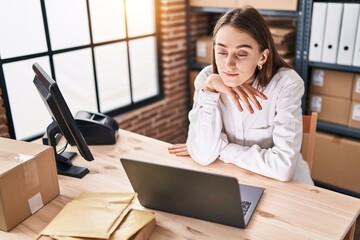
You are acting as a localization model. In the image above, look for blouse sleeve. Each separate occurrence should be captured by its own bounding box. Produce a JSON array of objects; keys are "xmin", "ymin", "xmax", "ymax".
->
[
  {"xmin": 186, "ymin": 67, "xmax": 229, "ymax": 165},
  {"xmin": 219, "ymin": 74, "xmax": 304, "ymax": 182}
]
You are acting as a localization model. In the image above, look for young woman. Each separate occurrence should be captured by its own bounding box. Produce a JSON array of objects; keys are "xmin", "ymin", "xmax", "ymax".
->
[{"xmin": 169, "ymin": 7, "xmax": 313, "ymax": 185}]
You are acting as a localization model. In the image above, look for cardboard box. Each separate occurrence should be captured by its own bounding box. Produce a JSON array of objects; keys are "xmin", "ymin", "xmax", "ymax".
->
[
  {"xmin": 310, "ymin": 69, "xmax": 354, "ymax": 99},
  {"xmin": 348, "ymin": 101, "xmax": 360, "ymax": 130},
  {"xmin": 312, "ymin": 132, "xmax": 360, "ymax": 194},
  {"xmin": 270, "ymin": 27, "xmax": 295, "ymax": 45},
  {"xmin": 0, "ymin": 138, "xmax": 59, "ymax": 231},
  {"xmin": 196, "ymin": 36, "xmax": 213, "ymax": 64},
  {"xmin": 237, "ymin": 0, "xmax": 298, "ymax": 11},
  {"xmin": 310, "ymin": 94, "xmax": 351, "ymax": 126},
  {"xmin": 352, "ymin": 74, "xmax": 360, "ymax": 101},
  {"xmin": 190, "ymin": 0, "xmax": 237, "ymax": 8},
  {"xmin": 190, "ymin": 0, "xmax": 297, "ymax": 11}
]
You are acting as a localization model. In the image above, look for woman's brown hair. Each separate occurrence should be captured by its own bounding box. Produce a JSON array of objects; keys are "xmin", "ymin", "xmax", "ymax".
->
[{"xmin": 212, "ymin": 6, "xmax": 290, "ymax": 88}]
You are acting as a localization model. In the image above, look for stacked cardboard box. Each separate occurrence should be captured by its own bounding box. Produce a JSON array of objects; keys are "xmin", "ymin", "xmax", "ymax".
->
[
  {"xmin": 237, "ymin": 0, "xmax": 298, "ymax": 11},
  {"xmin": 309, "ymin": 69, "xmax": 360, "ymax": 196},
  {"xmin": 348, "ymin": 74, "xmax": 360, "ymax": 129},
  {"xmin": 190, "ymin": 0, "xmax": 298, "ymax": 11},
  {"xmin": 269, "ymin": 26, "xmax": 296, "ymax": 67},
  {"xmin": 190, "ymin": 0, "xmax": 237, "ymax": 8},
  {"xmin": 309, "ymin": 68, "xmax": 353, "ymax": 126},
  {"xmin": 195, "ymin": 36, "xmax": 213, "ymax": 65},
  {"xmin": 312, "ymin": 132, "xmax": 360, "ymax": 194}
]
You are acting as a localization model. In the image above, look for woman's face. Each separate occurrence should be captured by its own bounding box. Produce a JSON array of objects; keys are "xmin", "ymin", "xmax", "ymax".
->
[{"xmin": 214, "ymin": 25, "xmax": 266, "ymax": 87}]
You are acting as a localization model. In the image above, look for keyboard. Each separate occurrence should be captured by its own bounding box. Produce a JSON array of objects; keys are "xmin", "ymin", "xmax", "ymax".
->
[{"xmin": 242, "ymin": 200, "xmax": 252, "ymax": 216}]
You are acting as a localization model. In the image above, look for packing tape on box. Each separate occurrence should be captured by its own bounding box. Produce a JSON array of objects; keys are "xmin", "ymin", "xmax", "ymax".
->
[
  {"xmin": 23, "ymin": 160, "xmax": 40, "ymax": 192},
  {"xmin": 0, "ymin": 151, "xmax": 33, "ymax": 163},
  {"xmin": 23, "ymin": 160, "xmax": 43, "ymax": 214}
]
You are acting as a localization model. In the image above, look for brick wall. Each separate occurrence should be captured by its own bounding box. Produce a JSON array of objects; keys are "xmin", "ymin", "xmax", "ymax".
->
[
  {"xmin": 0, "ymin": 0, "xmax": 191, "ymax": 144},
  {"xmin": 0, "ymin": 88, "xmax": 10, "ymax": 138}
]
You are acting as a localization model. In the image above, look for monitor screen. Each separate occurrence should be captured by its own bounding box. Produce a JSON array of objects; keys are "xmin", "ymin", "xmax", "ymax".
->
[{"xmin": 32, "ymin": 62, "xmax": 93, "ymax": 178}]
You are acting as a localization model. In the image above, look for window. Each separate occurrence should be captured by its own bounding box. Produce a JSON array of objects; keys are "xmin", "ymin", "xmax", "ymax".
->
[{"xmin": 0, "ymin": 0, "xmax": 161, "ymax": 140}]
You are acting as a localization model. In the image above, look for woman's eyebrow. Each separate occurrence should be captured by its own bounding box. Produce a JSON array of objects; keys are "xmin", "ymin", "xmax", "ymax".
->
[
  {"xmin": 236, "ymin": 44, "xmax": 252, "ymax": 49},
  {"xmin": 216, "ymin": 42, "xmax": 252, "ymax": 49}
]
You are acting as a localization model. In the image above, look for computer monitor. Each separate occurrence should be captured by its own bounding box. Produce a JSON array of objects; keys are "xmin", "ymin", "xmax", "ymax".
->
[{"xmin": 32, "ymin": 62, "xmax": 94, "ymax": 178}]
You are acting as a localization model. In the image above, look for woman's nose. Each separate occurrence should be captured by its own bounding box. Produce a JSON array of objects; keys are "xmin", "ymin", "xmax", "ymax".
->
[{"xmin": 225, "ymin": 55, "xmax": 236, "ymax": 68}]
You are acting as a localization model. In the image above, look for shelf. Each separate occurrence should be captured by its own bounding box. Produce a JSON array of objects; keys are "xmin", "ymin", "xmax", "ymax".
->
[
  {"xmin": 308, "ymin": 61, "xmax": 360, "ymax": 73},
  {"xmin": 258, "ymin": 9, "xmax": 298, "ymax": 17},
  {"xmin": 190, "ymin": 7, "xmax": 232, "ymax": 13},
  {"xmin": 317, "ymin": 121, "xmax": 360, "ymax": 140},
  {"xmin": 190, "ymin": 7, "xmax": 299, "ymax": 17},
  {"xmin": 190, "ymin": 62, "xmax": 210, "ymax": 70}
]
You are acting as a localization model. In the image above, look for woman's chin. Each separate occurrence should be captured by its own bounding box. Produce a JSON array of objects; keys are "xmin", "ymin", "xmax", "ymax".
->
[{"xmin": 224, "ymin": 81, "xmax": 241, "ymax": 88}]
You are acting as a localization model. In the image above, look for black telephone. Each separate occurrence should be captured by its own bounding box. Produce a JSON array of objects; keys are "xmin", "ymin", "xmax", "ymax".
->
[{"xmin": 74, "ymin": 110, "xmax": 119, "ymax": 145}]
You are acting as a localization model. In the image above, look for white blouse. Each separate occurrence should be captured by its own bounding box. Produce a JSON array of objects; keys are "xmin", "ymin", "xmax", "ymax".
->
[{"xmin": 186, "ymin": 66, "xmax": 313, "ymax": 185}]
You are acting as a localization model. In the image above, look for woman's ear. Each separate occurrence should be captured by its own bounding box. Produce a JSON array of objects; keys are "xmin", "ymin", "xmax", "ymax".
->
[{"xmin": 258, "ymin": 48, "xmax": 269, "ymax": 66}]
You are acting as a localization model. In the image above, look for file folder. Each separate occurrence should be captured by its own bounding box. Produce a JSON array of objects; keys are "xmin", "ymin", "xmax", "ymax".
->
[
  {"xmin": 321, "ymin": 3, "xmax": 344, "ymax": 64},
  {"xmin": 309, "ymin": 2, "xmax": 327, "ymax": 62},
  {"xmin": 353, "ymin": 11, "xmax": 360, "ymax": 66},
  {"xmin": 337, "ymin": 4, "xmax": 360, "ymax": 65}
]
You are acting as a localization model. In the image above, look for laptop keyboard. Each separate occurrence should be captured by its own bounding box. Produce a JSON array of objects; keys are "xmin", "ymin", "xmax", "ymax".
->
[{"xmin": 242, "ymin": 200, "xmax": 252, "ymax": 216}]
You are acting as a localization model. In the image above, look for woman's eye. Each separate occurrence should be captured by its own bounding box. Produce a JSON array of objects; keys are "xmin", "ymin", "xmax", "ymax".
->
[
  {"xmin": 237, "ymin": 53, "xmax": 247, "ymax": 58},
  {"xmin": 217, "ymin": 52, "xmax": 227, "ymax": 55}
]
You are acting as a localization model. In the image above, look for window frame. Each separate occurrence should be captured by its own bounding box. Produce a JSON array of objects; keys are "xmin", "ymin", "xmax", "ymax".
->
[{"xmin": 0, "ymin": 0, "xmax": 163, "ymax": 140}]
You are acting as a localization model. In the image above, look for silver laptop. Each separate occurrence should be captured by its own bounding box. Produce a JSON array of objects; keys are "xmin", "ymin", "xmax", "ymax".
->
[{"xmin": 120, "ymin": 158, "xmax": 264, "ymax": 228}]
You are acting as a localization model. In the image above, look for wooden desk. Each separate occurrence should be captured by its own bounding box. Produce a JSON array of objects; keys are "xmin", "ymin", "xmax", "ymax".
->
[{"xmin": 1, "ymin": 129, "xmax": 359, "ymax": 240}]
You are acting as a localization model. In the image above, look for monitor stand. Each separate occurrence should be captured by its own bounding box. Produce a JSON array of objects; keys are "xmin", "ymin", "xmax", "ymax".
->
[{"xmin": 45, "ymin": 121, "xmax": 89, "ymax": 178}]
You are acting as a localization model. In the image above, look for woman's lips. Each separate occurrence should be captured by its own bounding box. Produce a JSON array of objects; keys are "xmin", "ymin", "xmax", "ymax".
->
[{"xmin": 224, "ymin": 72, "xmax": 238, "ymax": 77}]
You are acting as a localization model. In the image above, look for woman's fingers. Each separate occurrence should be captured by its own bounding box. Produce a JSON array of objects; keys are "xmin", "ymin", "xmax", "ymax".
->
[
  {"xmin": 232, "ymin": 88, "xmax": 254, "ymax": 113},
  {"xmin": 245, "ymin": 85, "xmax": 267, "ymax": 100},
  {"xmin": 168, "ymin": 144, "xmax": 190, "ymax": 156},
  {"xmin": 175, "ymin": 150, "xmax": 190, "ymax": 156},
  {"xmin": 203, "ymin": 74, "xmax": 268, "ymax": 113},
  {"xmin": 232, "ymin": 85, "xmax": 268, "ymax": 112},
  {"xmin": 169, "ymin": 143, "xmax": 186, "ymax": 149},
  {"xmin": 227, "ymin": 90, "xmax": 244, "ymax": 112},
  {"xmin": 241, "ymin": 87, "xmax": 261, "ymax": 111}
]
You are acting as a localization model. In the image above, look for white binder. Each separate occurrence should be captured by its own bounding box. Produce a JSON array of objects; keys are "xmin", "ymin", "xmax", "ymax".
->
[
  {"xmin": 353, "ymin": 10, "xmax": 360, "ymax": 66},
  {"xmin": 321, "ymin": 3, "xmax": 344, "ymax": 64},
  {"xmin": 337, "ymin": 4, "xmax": 360, "ymax": 65},
  {"xmin": 308, "ymin": 2, "xmax": 327, "ymax": 62}
]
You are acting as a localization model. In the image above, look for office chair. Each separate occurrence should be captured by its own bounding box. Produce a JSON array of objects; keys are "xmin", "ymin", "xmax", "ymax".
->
[{"xmin": 301, "ymin": 112, "xmax": 318, "ymax": 174}]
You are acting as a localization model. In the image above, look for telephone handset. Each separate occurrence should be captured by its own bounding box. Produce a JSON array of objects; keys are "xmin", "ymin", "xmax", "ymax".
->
[{"xmin": 74, "ymin": 110, "xmax": 119, "ymax": 145}]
